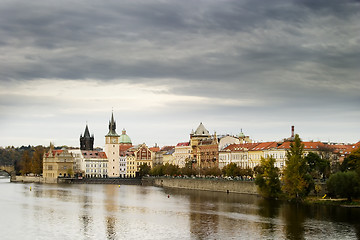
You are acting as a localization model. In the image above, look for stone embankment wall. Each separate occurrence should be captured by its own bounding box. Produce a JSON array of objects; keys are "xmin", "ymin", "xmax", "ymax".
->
[
  {"xmin": 59, "ymin": 178, "xmax": 142, "ymax": 185},
  {"xmin": 11, "ymin": 175, "xmax": 44, "ymax": 183},
  {"xmin": 145, "ymin": 177, "xmax": 258, "ymax": 195}
]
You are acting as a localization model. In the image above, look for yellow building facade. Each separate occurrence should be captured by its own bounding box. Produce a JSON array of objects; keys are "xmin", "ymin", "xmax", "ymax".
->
[{"xmin": 43, "ymin": 148, "xmax": 75, "ymax": 183}]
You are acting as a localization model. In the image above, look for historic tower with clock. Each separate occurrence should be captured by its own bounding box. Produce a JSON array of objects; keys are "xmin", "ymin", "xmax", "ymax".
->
[{"xmin": 105, "ymin": 112, "xmax": 120, "ymax": 177}]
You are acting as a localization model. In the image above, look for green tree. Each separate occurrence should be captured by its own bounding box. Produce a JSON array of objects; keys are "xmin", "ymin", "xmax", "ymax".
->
[
  {"xmin": 150, "ymin": 164, "xmax": 165, "ymax": 176},
  {"xmin": 202, "ymin": 167, "xmax": 222, "ymax": 176},
  {"xmin": 305, "ymin": 152, "xmax": 330, "ymax": 179},
  {"xmin": 255, "ymin": 157, "xmax": 282, "ymax": 198},
  {"xmin": 180, "ymin": 159, "xmax": 197, "ymax": 176},
  {"xmin": 282, "ymin": 134, "xmax": 313, "ymax": 200},
  {"xmin": 163, "ymin": 163, "xmax": 180, "ymax": 176},
  {"xmin": 327, "ymin": 171, "xmax": 360, "ymax": 201},
  {"xmin": 240, "ymin": 167, "xmax": 254, "ymax": 178},
  {"xmin": 341, "ymin": 148, "xmax": 360, "ymax": 175},
  {"xmin": 138, "ymin": 163, "xmax": 151, "ymax": 177},
  {"xmin": 222, "ymin": 163, "xmax": 241, "ymax": 177}
]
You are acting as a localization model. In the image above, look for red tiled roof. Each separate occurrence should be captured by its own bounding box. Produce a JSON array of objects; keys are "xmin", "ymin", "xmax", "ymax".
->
[
  {"xmin": 161, "ymin": 146, "xmax": 175, "ymax": 151},
  {"xmin": 224, "ymin": 143, "xmax": 260, "ymax": 151},
  {"xmin": 250, "ymin": 142, "xmax": 278, "ymax": 151},
  {"xmin": 277, "ymin": 141, "xmax": 325, "ymax": 150},
  {"xmin": 119, "ymin": 144, "xmax": 133, "ymax": 152},
  {"xmin": 149, "ymin": 147, "xmax": 160, "ymax": 152},
  {"xmin": 45, "ymin": 150, "xmax": 63, "ymax": 157},
  {"xmin": 81, "ymin": 150, "xmax": 107, "ymax": 159},
  {"xmin": 176, "ymin": 142, "xmax": 190, "ymax": 147}
]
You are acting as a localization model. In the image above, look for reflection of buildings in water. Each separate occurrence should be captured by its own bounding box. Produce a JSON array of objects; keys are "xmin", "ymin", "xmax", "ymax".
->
[
  {"xmin": 170, "ymin": 188, "xmax": 261, "ymax": 239},
  {"xmin": 79, "ymin": 185, "xmax": 93, "ymax": 237},
  {"xmin": 104, "ymin": 185, "xmax": 118, "ymax": 239},
  {"xmin": 106, "ymin": 217, "xmax": 116, "ymax": 240},
  {"xmin": 189, "ymin": 192, "xmax": 220, "ymax": 239}
]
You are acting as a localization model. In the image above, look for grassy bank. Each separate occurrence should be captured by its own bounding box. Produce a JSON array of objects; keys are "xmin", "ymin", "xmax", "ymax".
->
[{"xmin": 304, "ymin": 196, "xmax": 360, "ymax": 207}]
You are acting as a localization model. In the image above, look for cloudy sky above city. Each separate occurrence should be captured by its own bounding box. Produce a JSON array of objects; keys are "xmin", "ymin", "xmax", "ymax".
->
[{"xmin": 0, "ymin": 0, "xmax": 359, "ymax": 148}]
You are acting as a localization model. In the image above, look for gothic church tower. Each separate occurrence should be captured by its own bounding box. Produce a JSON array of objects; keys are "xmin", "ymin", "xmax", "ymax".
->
[
  {"xmin": 80, "ymin": 124, "xmax": 94, "ymax": 150},
  {"xmin": 105, "ymin": 112, "xmax": 120, "ymax": 177}
]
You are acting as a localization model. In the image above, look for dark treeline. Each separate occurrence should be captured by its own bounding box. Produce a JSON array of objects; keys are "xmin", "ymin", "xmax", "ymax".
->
[
  {"xmin": 139, "ymin": 161, "xmax": 254, "ymax": 179},
  {"xmin": 0, "ymin": 145, "xmax": 46, "ymax": 175}
]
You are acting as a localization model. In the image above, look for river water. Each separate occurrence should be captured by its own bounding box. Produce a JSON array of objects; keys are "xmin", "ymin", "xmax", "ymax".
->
[{"xmin": 0, "ymin": 177, "xmax": 359, "ymax": 240}]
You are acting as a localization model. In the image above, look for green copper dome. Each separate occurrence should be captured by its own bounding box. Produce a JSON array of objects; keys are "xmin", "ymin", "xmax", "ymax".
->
[
  {"xmin": 119, "ymin": 129, "xmax": 132, "ymax": 144},
  {"xmin": 238, "ymin": 129, "xmax": 245, "ymax": 138}
]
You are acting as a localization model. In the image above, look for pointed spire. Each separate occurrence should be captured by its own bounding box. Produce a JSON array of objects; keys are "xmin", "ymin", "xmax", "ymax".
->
[
  {"xmin": 84, "ymin": 124, "xmax": 91, "ymax": 138},
  {"xmin": 106, "ymin": 111, "xmax": 119, "ymax": 137}
]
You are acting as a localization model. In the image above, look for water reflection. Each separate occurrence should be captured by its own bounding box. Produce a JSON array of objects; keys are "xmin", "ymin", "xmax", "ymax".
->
[
  {"xmin": 257, "ymin": 199, "xmax": 280, "ymax": 238},
  {"xmin": 104, "ymin": 185, "xmax": 118, "ymax": 240},
  {"xmin": 281, "ymin": 203, "xmax": 306, "ymax": 240},
  {"xmin": 0, "ymin": 178, "xmax": 359, "ymax": 240}
]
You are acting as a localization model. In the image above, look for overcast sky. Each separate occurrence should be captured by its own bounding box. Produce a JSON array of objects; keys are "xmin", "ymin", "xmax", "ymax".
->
[{"xmin": 0, "ymin": 0, "xmax": 359, "ymax": 148}]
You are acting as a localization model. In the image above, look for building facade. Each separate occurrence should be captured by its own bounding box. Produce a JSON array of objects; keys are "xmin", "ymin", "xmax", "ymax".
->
[
  {"xmin": 174, "ymin": 142, "xmax": 192, "ymax": 168},
  {"xmin": 43, "ymin": 147, "xmax": 75, "ymax": 183},
  {"xmin": 190, "ymin": 123, "xmax": 219, "ymax": 170}
]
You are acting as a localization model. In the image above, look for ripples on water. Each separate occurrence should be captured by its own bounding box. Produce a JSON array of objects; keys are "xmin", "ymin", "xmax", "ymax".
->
[{"xmin": 0, "ymin": 176, "xmax": 359, "ymax": 240}]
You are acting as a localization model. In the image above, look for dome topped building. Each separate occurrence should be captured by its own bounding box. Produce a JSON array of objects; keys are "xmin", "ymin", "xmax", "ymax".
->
[{"xmin": 119, "ymin": 129, "xmax": 132, "ymax": 144}]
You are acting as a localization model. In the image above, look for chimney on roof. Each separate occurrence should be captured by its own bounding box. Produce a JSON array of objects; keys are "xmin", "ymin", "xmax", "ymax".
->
[{"xmin": 291, "ymin": 126, "xmax": 294, "ymax": 138}]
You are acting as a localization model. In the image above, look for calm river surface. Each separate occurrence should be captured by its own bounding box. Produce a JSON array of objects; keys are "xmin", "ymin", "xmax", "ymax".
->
[{"xmin": 0, "ymin": 177, "xmax": 359, "ymax": 240}]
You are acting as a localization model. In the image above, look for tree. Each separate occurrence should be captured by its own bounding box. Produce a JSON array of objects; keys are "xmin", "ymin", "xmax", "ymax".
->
[
  {"xmin": 20, "ymin": 150, "xmax": 32, "ymax": 175},
  {"xmin": 327, "ymin": 171, "xmax": 360, "ymax": 201},
  {"xmin": 150, "ymin": 164, "xmax": 165, "ymax": 176},
  {"xmin": 163, "ymin": 163, "xmax": 180, "ymax": 176},
  {"xmin": 341, "ymin": 148, "xmax": 360, "ymax": 175},
  {"xmin": 180, "ymin": 159, "xmax": 197, "ymax": 176},
  {"xmin": 282, "ymin": 134, "xmax": 313, "ymax": 200},
  {"xmin": 305, "ymin": 152, "xmax": 330, "ymax": 180},
  {"xmin": 222, "ymin": 163, "xmax": 241, "ymax": 177},
  {"xmin": 31, "ymin": 146, "xmax": 44, "ymax": 175},
  {"xmin": 202, "ymin": 167, "xmax": 221, "ymax": 176},
  {"xmin": 138, "ymin": 163, "xmax": 151, "ymax": 177},
  {"xmin": 255, "ymin": 157, "xmax": 282, "ymax": 198}
]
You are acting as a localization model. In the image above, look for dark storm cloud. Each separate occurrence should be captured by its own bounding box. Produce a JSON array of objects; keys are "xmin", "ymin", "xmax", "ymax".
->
[
  {"xmin": 0, "ymin": 0, "xmax": 358, "ymax": 84},
  {"xmin": 0, "ymin": 0, "xmax": 359, "ymax": 112}
]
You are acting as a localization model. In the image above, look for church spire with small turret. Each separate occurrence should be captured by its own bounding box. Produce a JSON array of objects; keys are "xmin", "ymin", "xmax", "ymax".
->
[
  {"xmin": 105, "ymin": 111, "xmax": 120, "ymax": 177},
  {"xmin": 106, "ymin": 112, "xmax": 120, "ymax": 137}
]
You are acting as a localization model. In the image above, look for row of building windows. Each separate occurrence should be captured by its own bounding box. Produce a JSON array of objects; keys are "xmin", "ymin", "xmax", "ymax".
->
[
  {"xmin": 86, "ymin": 163, "xmax": 108, "ymax": 168},
  {"xmin": 86, "ymin": 169, "xmax": 108, "ymax": 173}
]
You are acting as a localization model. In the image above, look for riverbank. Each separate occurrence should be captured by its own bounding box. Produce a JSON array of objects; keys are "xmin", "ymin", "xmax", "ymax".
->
[
  {"xmin": 142, "ymin": 176, "xmax": 258, "ymax": 195},
  {"xmin": 10, "ymin": 175, "xmax": 43, "ymax": 183},
  {"xmin": 304, "ymin": 196, "xmax": 360, "ymax": 207},
  {"xmin": 11, "ymin": 175, "xmax": 142, "ymax": 185}
]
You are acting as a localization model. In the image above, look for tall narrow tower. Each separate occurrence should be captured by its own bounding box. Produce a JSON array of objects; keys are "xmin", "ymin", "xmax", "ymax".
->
[
  {"xmin": 80, "ymin": 124, "xmax": 94, "ymax": 150},
  {"xmin": 105, "ymin": 112, "xmax": 120, "ymax": 177}
]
